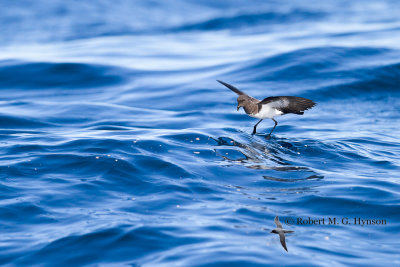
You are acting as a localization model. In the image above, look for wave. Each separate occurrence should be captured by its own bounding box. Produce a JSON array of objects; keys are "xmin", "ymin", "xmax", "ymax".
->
[
  {"xmin": 221, "ymin": 46, "xmax": 400, "ymax": 99},
  {"xmin": 0, "ymin": 114, "xmax": 52, "ymax": 128},
  {"xmin": 0, "ymin": 61, "xmax": 129, "ymax": 90},
  {"xmin": 175, "ymin": 9, "xmax": 325, "ymax": 32},
  {"xmin": 313, "ymin": 62, "xmax": 400, "ymax": 99}
]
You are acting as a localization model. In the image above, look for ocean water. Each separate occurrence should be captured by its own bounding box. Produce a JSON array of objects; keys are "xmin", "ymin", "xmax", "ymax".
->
[{"xmin": 1, "ymin": 0, "xmax": 400, "ymax": 266}]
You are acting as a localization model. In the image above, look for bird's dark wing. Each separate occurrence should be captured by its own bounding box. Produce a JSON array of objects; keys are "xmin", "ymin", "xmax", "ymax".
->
[
  {"xmin": 217, "ymin": 80, "xmax": 245, "ymax": 96},
  {"xmin": 260, "ymin": 96, "xmax": 283, "ymax": 105},
  {"xmin": 260, "ymin": 96, "xmax": 316, "ymax": 115},
  {"xmin": 274, "ymin": 216, "xmax": 283, "ymax": 228},
  {"xmin": 283, "ymin": 230, "xmax": 294, "ymax": 233},
  {"xmin": 279, "ymin": 232, "xmax": 288, "ymax": 252}
]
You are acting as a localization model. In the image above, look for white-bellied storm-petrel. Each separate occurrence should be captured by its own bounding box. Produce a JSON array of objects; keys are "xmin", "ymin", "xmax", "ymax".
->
[{"xmin": 217, "ymin": 80, "xmax": 316, "ymax": 139}]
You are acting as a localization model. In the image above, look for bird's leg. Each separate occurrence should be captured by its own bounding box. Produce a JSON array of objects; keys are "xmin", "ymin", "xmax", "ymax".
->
[
  {"xmin": 266, "ymin": 119, "xmax": 278, "ymax": 139},
  {"xmin": 252, "ymin": 119, "xmax": 263, "ymax": 135}
]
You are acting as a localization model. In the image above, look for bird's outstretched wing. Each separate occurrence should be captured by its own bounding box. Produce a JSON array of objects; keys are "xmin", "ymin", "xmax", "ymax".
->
[
  {"xmin": 260, "ymin": 96, "xmax": 316, "ymax": 115},
  {"xmin": 274, "ymin": 216, "xmax": 283, "ymax": 228},
  {"xmin": 217, "ymin": 80, "xmax": 245, "ymax": 96},
  {"xmin": 279, "ymin": 232, "xmax": 288, "ymax": 252}
]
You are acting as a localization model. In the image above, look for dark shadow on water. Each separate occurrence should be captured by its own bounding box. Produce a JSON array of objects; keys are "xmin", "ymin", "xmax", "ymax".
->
[
  {"xmin": 210, "ymin": 134, "xmax": 324, "ymax": 185},
  {"xmin": 263, "ymin": 174, "xmax": 323, "ymax": 183}
]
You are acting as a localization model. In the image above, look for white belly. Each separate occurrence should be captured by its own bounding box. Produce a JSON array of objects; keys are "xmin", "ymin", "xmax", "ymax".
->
[{"xmin": 249, "ymin": 104, "xmax": 283, "ymax": 119}]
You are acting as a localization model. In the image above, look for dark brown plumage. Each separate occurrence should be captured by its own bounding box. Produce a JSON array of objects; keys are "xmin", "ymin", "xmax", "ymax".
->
[
  {"xmin": 217, "ymin": 80, "xmax": 245, "ymax": 95},
  {"xmin": 259, "ymin": 96, "xmax": 316, "ymax": 115}
]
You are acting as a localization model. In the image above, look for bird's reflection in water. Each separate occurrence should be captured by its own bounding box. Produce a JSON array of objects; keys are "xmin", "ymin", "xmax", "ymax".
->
[{"xmin": 211, "ymin": 135, "xmax": 324, "ymax": 187}]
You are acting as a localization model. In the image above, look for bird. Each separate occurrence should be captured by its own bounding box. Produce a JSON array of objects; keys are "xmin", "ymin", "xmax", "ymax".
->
[
  {"xmin": 270, "ymin": 216, "xmax": 294, "ymax": 252},
  {"xmin": 217, "ymin": 80, "xmax": 316, "ymax": 139}
]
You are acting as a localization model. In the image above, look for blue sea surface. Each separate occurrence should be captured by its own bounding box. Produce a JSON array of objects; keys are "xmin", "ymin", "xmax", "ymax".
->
[{"xmin": 1, "ymin": 0, "xmax": 400, "ymax": 266}]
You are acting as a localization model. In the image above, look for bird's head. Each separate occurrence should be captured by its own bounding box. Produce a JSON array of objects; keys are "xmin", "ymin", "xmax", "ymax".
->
[
  {"xmin": 270, "ymin": 229, "xmax": 278, "ymax": 234},
  {"xmin": 236, "ymin": 95, "xmax": 247, "ymax": 111}
]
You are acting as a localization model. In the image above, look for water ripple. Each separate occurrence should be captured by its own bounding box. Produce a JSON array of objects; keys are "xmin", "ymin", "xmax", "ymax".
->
[{"xmin": 1, "ymin": 0, "xmax": 400, "ymax": 266}]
